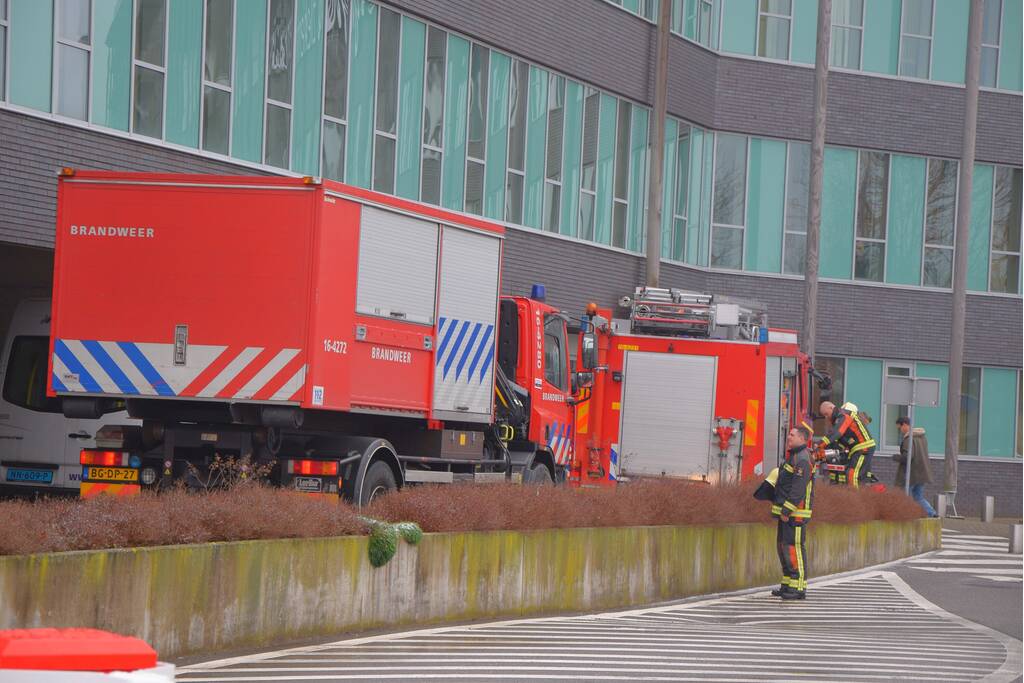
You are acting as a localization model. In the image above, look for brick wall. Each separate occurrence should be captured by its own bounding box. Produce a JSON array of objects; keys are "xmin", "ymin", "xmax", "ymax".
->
[{"xmin": 870, "ymin": 455, "xmax": 1022, "ymax": 518}]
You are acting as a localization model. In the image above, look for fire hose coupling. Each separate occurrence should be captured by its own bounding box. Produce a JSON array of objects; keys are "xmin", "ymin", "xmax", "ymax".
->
[{"xmin": 713, "ymin": 417, "xmax": 742, "ymax": 456}]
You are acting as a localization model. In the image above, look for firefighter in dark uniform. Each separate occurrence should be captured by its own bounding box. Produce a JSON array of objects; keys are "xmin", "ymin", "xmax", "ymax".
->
[
  {"xmin": 819, "ymin": 401, "xmax": 876, "ymax": 488},
  {"xmin": 771, "ymin": 425, "xmax": 815, "ymax": 600}
]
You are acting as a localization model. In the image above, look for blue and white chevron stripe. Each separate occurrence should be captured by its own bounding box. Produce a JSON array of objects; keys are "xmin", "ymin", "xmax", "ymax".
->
[
  {"xmin": 434, "ymin": 317, "xmax": 495, "ymax": 385},
  {"xmin": 609, "ymin": 444, "xmax": 619, "ymax": 481},
  {"xmin": 547, "ymin": 421, "xmax": 573, "ymax": 466}
]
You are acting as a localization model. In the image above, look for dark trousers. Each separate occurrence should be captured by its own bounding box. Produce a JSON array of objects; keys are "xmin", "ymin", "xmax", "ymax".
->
[
  {"xmin": 776, "ymin": 519, "xmax": 808, "ymax": 592},
  {"xmin": 846, "ymin": 447, "xmax": 875, "ymax": 488}
]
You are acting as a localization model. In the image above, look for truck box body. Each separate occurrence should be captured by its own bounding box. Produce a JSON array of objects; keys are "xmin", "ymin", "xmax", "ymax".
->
[{"xmin": 50, "ymin": 173, "xmax": 503, "ymax": 424}]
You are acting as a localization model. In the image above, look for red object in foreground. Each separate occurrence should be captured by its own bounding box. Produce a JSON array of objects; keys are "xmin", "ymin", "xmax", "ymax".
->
[{"xmin": 0, "ymin": 628, "xmax": 157, "ymax": 672}]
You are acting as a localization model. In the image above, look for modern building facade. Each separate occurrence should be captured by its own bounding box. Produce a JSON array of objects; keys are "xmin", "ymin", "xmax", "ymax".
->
[{"xmin": 0, "ymin": 0, "xmax": 1021, "ymax": 511}]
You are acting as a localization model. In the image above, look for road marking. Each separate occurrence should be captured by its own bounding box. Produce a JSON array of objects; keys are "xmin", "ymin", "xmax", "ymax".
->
[
  {"xmin": 182, "ymin": 569, "xmax": 1021, "ymax": 683},
  {"xmin": 908, "ymin": 558, "xmax": 1024, "ymax": 565}
]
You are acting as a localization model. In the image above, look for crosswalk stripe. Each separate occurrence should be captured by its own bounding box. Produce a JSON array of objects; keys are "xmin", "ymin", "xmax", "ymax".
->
[
  {"xmin": 908, "ymin": 566, "xmax": 1022, "ymax": 575},
  {"xmin": 909, "ymin": 558, "xmax": 1023, "ymax": 565},
  {"xmin": 184, "ymin": 571, "xmax": 1019, "ymax": 682}
]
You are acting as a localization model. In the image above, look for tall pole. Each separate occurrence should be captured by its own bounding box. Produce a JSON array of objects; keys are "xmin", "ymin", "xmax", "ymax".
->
[
  {"xmin": 645, "ymin": 0, "xmax": 671, "ymax": 288},
  {"xmin": 801, "ymin": 0, "xmax": 831, "ymax": 361},
  {"xmin": 944, "ymin": 0, "xmax": 984, "ymax": 496}
]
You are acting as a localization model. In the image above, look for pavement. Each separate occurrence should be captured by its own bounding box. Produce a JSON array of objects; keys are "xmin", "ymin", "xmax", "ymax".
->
[{"xmin": 179, "ymin": 526, "xmax": 1023, "ymax": 683}]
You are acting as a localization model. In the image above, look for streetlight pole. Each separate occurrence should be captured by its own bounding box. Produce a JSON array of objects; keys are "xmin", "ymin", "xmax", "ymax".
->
[
  {"xmin": 943, "ymin": 0, "xmax": 984, "ymax": 500},
  {"xmin": 801, "ymin": 0, "xmax": 831, "ymax": 362},
  {"xmin": 644, "ymin": 0, "xmax": 671, "ymax": 287}
]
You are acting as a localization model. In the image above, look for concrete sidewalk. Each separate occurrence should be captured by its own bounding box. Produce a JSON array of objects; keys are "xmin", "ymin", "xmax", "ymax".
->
[{"xmin": 941, "ymin": 517, "xmax": 1023, "ymax": 540}]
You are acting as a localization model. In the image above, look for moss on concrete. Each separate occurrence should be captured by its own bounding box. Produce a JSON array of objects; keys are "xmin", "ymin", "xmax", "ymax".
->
[{"xmin": 0, "ymin": 518, "xmax": 940, "ymax": 659}]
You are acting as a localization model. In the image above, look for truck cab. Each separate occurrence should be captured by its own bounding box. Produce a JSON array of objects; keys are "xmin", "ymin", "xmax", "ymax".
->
[
  {"xmin": 0, "ymin": 298, "xmax": 134, "ymax": 496},
  {"xmin": 495, "ymin": 289, "xmax": 574, "ymax": 484}
]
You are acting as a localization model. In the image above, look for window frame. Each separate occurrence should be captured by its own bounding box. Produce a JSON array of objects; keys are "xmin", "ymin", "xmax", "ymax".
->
[
  {"xmin": 755, "ymin": 0, "xmax": 792, "ymax": 62},
  {"xmin": 852, "ymin": 149, "xmax": 890, "ymax": 283},
  {"xmin": 262, "ymin": 0, "xmax": 297, "ymax": 170},
  {"xmin": 52, "ymin": 0, "xmax": 94, "ymax": 122},
  {"xmin": 0, "ymin": 0, "xmax": 8, "ymax": 102},
  {"xmin": 2, "ymin": 335, "xmax": 64, "ymax": 414},
  {"xmin": 200, "ymin": 0, "xmax": 235, "ymax": 156},
  {"xmin": 541, "ymin": 72, "xmax": 566, "ymax": 234},
  {"xmin": 921, "ymin": 157, "xmax": 959, "ymax": 289},
  {"xmin": 577, "ymin": 86, "xmax": 600, "ymax": 241},
  {"xmin": 419, "ymin": 25, "xmax": 446, "ymax": 204},
  {"xmin": 782, "ymin": 141, "xmax": 809, "ymax": 275},
  {"xmin": 989, "ymin": 165, "xmax": 1022, "ymax": 294},
  {"xmin": 882, "ymin": 362, "xmax": 914, "ymax": 450},
  {"xmin": 130, "ymin": 0, "xmax": 168, "ymax": 139},
  {"xmin": 898, "ymin": 0, "xmax": 934, "ymax": 80},
  {"xmin": 829, "ymin": 0, "xmax": 864, "ymax": 70},
  {"xmin": 463, "ymin": 41, "xmax": 488, "ymax": 215},
  {"xmin": 542, "ymin": 313, "xmax": 568, "ymax": 391},
  {"xmin": 504, "ymin": 58, "xmax": 529, "ymax": 223},
  {"xmin": 959, "ymin": 364, "xmax": 982, "ymax": 456},
  {"xmin": 320, "ymin": 0, "xmax": 352, "ymax": 182},
  {"xmin": 669, "ymin": 120, "xmax": 690, "ymax": 262},
  {"xmin": 610, "ymin": 98, "xmax": 632, "ymax": 249},
  {"xmin": 709, "ymin": 132, "xmax": 749, "ymax": 271},
  {"xmin": 981, "ymin": 0, "xmax": 1002, "ymax": 89},
  {"xmin": 370, "ymin": 6, "xmax": 402, "ymax": 194}
]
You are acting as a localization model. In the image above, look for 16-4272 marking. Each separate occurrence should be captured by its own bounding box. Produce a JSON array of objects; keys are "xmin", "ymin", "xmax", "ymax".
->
[{"xmin": 323, "ymin": 339, "xmax": 348, "ymax": 354}]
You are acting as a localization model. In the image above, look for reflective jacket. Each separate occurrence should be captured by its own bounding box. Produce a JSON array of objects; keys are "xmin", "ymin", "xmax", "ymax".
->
[
  {"xmin": 771, "ymin": 445, "xmax": 814, "ymax": 522},
  {"xmin": 821, "ymin": 408, "xmax": 876, "ymax": 456}
]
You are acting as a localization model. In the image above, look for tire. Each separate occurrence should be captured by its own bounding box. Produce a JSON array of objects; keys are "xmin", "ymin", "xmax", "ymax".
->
[
  {"xmin": 359, "ymin": 460, "xmax": 398, "ymax": 506},
  {"xmin": 523, "ymin": 462, "xmax": 554, "ymax": 486}
]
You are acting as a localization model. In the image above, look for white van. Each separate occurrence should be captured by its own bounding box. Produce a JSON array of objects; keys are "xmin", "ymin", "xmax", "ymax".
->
[{"xmin": 0, "ymin": 298, "xmax": 135, "ymax": 496}]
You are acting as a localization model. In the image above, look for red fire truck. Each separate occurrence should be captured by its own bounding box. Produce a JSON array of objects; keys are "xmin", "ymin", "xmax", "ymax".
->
[
  {"xmin": 568, "ymin": 288, "xmax": 820, "ymax": 487},
  {"xmin": 48, "ymin": 171, "xmax": 818, "ymax": 502}
]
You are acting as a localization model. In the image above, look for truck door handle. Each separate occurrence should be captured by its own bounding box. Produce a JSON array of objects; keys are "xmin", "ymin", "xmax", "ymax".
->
[
  {"xmin": 455, "ymin": 405, "xmax": 469, "ymax": 411},
  {"xmin": 68, "ymin": 431, "xmax": 91, "ymax": 439}
]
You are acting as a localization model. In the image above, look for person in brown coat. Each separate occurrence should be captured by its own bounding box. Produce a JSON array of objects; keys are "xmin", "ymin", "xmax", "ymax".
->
[{"xmin": 894, "ymin": 416, "xmax": 937, "ymax": 517}]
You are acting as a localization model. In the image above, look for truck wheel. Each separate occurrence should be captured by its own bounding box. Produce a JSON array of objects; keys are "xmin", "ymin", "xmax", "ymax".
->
[
  {"xmin": 360, "ymin": 460, "xmax": 397, "ymax": 505},
  {"xmin": 523, "ymin": 462, "xmax": 553, "ymax": 486}
]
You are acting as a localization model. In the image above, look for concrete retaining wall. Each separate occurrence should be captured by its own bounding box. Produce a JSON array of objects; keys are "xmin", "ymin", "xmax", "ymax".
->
[{"xmin": 0, "ymin": 519, "xmax": 939, "ymax": 659}]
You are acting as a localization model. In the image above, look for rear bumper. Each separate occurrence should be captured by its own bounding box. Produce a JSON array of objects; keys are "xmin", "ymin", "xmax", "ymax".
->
[{"xmin": 0, "ymin": 482, "xmax": 78, "ymax": 499}]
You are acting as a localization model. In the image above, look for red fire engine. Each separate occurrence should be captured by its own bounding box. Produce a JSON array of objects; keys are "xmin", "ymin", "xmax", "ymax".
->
[
  {"xmin": 48, "ymin": 171, "xmax": 819, "ymax": 502},
  {"xmin": 568, "ymin": 287, "xmax": 819, "ymax": 487}
]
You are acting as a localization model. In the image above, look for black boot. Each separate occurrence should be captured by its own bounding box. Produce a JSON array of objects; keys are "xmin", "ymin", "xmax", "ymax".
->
[
  {"xmin": 770, "ymin": 585, "xmax": 788, "ymax": 597},
  {"xmin": 780, "ymin": 588, "xmax": 806, "ymax": 600}
]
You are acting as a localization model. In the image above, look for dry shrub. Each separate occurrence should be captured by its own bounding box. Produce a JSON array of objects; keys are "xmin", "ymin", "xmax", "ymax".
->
[
  {"xmin": 0, "ymin": 478, "xmax": 923, "ymax": 556},
  {"xmin": 0, "ymin": 485, "xmax": 365, "ymax": 556},
  {"xmin": 365, "ymin": 478, "xmax": 924, "ymax": 533}
]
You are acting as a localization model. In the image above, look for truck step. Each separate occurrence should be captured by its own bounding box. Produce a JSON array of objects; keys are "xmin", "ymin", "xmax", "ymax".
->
[{"xmin": 404, "ymin": 469, "xmax": 454, "ymax": 484}]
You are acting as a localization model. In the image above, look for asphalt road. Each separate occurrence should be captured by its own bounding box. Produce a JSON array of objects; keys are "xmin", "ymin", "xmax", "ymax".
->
[{"xmin": 179, "ymin": 527, "xmax": 1023, "ymax": 683}]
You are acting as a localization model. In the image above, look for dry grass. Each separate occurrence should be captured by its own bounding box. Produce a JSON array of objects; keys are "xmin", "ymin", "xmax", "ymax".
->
[
  {"xmin": 0, "ymin": 479, "xmax": 923, "ymax": 556},
  {"xmin": 0, "ymin": 485, "xmax": 366, "ymax": 556},
  {"xmin": 365, "ymin": 479, "xmax": 924, "ymax": 533}
]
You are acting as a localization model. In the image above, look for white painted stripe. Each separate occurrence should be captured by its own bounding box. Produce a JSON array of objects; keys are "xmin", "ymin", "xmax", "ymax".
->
[
  {"xmin": 176, "ymin": 676, "xmax": 910, "ymax": 682},
  {"xmin": 179, "ymin": 662, "xmax": 987, "ymax": 675},
  {"xmin": 936, "ymin": 550, "xmax": 1021, "ymax": 557},
  {"xmin": 235, "ymin": 349, "xmax": 300, "ymax": 399},
  {"xmin": 907, "ymin": 566, "xmax": 1022, "ymax": 575},
  {"xmin": 977, "ymin": 575, "xmax": 1023, "ymax": 582},
  {"xmin": 908, "ymin": 558, "xmax": 1023, "ymax": 565},
  {"xmin": 270, "ymin": 365, "xmax": 306, "ymax": 402},
  {"xmin": 63, "ymin": 339, "xmax": 119, "ymax": 393},
  {"xmin": 307, "ymin": 647, "xmax": 1003, "ymax": 663},
  {"xmin": 944, "ymin": 534, "xmax": 1013, "ymax": 541},
  {"xmin": 943, "ymin": 539, "xmax": 1010, "ymax": 547},
  {"xmin": 197, "ymin": 347, "xmax": 263, "ymax": 397},
  {"xmin": 942, "ymin": 528, "xmax": 962, "ymax": 533},
  {"xmin": 101, "ymin": 340, "xmax": 157, "ymax": 395},
  {"xmin": 883, "ymin": 571, "xmax": 1023, "ymax": 683}
]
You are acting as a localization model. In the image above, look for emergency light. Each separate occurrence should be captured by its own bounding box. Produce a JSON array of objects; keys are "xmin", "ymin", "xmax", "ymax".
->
[{"xmin": 530, "ymin": 283, "xmax": 546, "ymax": 301}]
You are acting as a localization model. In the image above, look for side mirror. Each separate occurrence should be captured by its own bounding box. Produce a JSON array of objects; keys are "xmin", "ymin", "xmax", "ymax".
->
[
  {"xmin": 580, "ymin": 332, "xmax": 597, "ymax": 370},
  {"xmin": 571, "ymin": 371, "xmax": 594, "ymax": 395}
]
